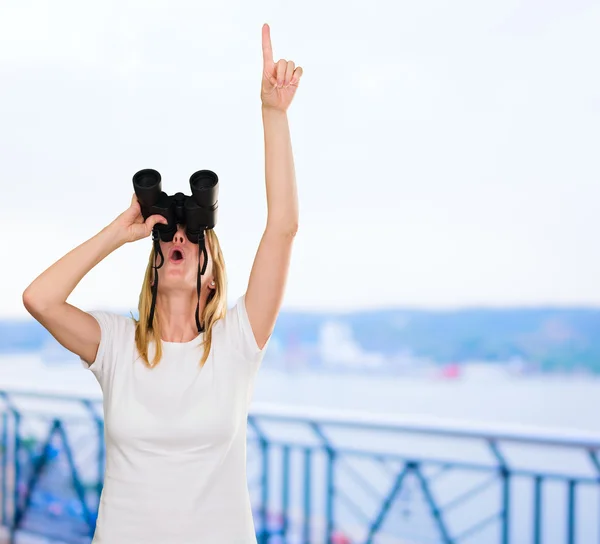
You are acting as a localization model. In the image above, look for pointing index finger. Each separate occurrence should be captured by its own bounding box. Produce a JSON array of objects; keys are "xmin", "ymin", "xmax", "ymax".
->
[{"xmin": 262, "ymin": 23, "xmax": 274, "ymax": 68}]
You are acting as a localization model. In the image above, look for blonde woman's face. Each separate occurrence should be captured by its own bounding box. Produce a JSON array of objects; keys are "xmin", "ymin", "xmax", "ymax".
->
[{"xmin": 156, "ymin": 225, "xmax": 214, "ymax": 293}]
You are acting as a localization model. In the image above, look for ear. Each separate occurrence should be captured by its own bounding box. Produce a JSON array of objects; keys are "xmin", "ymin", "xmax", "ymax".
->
[{"xmin": 208, "ymin": 278, "xmax": 216, "ymax": 290}]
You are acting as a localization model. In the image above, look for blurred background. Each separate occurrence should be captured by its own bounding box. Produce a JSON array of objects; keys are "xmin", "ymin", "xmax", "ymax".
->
[{"xmin": 1, "ymin": 0, "xmax": 599, "ymax": 543}]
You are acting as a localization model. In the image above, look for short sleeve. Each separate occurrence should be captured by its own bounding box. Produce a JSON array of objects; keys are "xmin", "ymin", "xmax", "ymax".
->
[
  {"xmin": 222, "ymin": 294, "xmax": 271, "ymax": 368},
  {"xmin": 80, "ymin": 310, "xmax": 133, "ymax": 385}
]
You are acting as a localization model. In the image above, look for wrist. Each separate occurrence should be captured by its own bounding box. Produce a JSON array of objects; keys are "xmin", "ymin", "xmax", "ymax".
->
[
  {"xmin": 261, "ymin": 105, "xmax": 287, "ymax": 117},
  {"xmin": 101, "ymin": 222, "xmax": 128, "ymax": 251}
]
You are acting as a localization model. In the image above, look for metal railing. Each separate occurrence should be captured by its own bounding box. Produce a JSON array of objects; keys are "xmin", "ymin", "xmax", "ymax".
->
[{"xmin": 1, "ymin": 388, "xmax": 600, "ymax": 543}]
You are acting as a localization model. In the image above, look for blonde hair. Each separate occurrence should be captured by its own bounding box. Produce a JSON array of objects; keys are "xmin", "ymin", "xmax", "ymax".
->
[{"xmin": 133, "ymin": 229, "xmax": 228, "ymax": 368}]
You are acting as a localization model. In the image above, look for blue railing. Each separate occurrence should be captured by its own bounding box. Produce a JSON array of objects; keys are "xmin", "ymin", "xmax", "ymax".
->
[{"xmin": 2, "ymin": 388, "xmax": 600, "ymax": 543}]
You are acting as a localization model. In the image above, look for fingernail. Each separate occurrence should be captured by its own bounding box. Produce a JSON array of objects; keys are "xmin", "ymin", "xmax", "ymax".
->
[{"xmin": 277, "ymin": 80, "xmax": 282, "ymax": 87}]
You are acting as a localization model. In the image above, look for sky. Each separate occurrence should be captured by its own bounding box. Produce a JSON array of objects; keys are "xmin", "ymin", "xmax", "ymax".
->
[{"xmin": 1, "ymin": 0, "xmax": 599, "ymax": 318}]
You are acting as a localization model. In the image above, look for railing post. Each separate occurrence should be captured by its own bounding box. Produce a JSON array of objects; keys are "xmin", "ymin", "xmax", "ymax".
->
[
  {"xmin": 281, "ymin": 445, "xmax": 291, "ymax": 538},
  {"xmin": 567, "ymin": 479, "xmax": 576, "ymax": 544},
  {"xmin": 489, "ymin": 440, "xmax": 510, "ymax": 544},
  {"xmin": 1, "ymin": 410, "xmax": 8, "ymax": 527},
  {"xmin": 260, "ymin": 437, "xmax": 270, "ymax": 544},
  {"xmin": 500, "ymin": 466, "xmax": 510, "ymax": 544},
  {"xmin": 10, "ymin": 409, "xmax": 21, "ymax": 544},
  {"xmin": 533, "ymin": 475, "xmax": 542, "ymax": 544},
  {"xmin": 303, "ymin": 447, "xmax": 312, "ymax": 544},
  {"xmin": 309, "ymin": 421, "xmax": 336, "ymax": 544},
  {"xmin": 325, "ymin": 446, "xmax": 335, "ymax": 544},
  {"xmin": 248, "ymin": 416, "xmax": 270, "ymax": 544}
]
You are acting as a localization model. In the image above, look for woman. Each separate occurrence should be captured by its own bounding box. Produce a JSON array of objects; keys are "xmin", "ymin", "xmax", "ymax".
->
[{"xmin": 22, "ymin": 23, "xmax": 301, "ymax": 543}]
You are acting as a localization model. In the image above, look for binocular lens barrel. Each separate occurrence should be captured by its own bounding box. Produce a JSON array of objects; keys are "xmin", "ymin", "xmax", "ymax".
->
[
  {"xmin": 189, "ymin": 170, "xmax": 219, "ymax": 207},
  {"xmin": 132, "ymin": 169, "xmax": 162, "ymax": 215},
  {"xmin": 185, "ymin": 170, "xmax": 218, "ymax": 236}
]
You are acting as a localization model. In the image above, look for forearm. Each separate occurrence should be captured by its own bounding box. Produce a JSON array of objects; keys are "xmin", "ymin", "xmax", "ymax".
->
[
  {"xmin": 262, "ymin": 105, "xmax": 299, "ymax": 234},
  {"xmin": 23, "ymin": 224, "xmax": 125, "ymax": 311}
]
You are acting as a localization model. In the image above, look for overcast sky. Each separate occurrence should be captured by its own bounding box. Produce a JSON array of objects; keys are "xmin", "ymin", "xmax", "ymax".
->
[{"xmin": 1, "ymin": 0, "xmax": 599, "ymax": 318}]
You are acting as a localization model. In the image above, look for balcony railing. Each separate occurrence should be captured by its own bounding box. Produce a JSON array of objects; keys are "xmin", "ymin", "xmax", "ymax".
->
[{"xmin": 1, "ymin": 388, "xmax": 600, "ymax": 543}]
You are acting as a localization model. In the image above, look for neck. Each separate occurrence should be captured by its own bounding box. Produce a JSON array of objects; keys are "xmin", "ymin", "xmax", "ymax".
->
[{"xmin": 156, "ymin": 290, "xmax": 207, "ymax": 342}]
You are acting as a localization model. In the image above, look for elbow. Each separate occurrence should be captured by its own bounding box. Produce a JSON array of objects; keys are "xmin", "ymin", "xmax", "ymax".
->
[
  {"xmin": 22, "ymin": 288, "xmax": 38, "ymax": 315},
  {"xmin": 266, "ymin": 217, "xmax": 298, "ymax": 238},
  {"xmin": 285, "ymin": 222, "xmax": 299, "ymax": 238},
  {"xmin": 22, "ymin": 288, "xmax": 49, "ymax": 317},
  {"xmin": 267, "ymin": 224, "xmax": 298, "ymax": 239}
]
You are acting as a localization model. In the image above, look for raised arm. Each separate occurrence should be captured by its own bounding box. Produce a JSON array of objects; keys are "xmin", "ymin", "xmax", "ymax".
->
[
  {"xmin": 22, "ymin": 195, "xmax": 166, "ymax": 364},
  {"xmin": 244, "ymin": 23, "xmax": 303, "ymax": 349}
]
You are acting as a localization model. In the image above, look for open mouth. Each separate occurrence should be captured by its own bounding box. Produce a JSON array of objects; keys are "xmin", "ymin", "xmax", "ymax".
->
[{"xmin": 168, "ymin": 247, "xmax": 185, "ymax": 264}]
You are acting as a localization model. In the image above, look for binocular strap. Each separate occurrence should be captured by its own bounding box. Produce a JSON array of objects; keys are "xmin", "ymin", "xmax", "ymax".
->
[
  {"xmin": 148, "ymin": 228, "xmax": 165, "ymax": 330},
  {"xmin": 196, "ymin": 235, "xmax": 209, "ymax": 333}
]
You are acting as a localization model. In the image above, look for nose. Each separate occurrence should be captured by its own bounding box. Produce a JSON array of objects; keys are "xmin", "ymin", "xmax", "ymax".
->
[{"xmin": 172, "ymin": 226, "xmax": 187, "ymax": 245}]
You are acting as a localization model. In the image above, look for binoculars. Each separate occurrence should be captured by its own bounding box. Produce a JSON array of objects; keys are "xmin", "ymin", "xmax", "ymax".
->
[{"xmin": 132, "ymin": 168, "xmax": 219, "ymax": 243}]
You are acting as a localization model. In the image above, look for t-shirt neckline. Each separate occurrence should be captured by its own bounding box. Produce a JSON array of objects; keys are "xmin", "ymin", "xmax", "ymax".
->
[{"xmin": 161, "ymin": 333, "xmax": 203, "ymax": 347}]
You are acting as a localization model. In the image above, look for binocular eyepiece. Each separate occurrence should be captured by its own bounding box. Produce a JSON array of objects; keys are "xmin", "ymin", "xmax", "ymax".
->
[{"xmin": 132, "ymin": 168, "xmax": 219, "ymax": 243}]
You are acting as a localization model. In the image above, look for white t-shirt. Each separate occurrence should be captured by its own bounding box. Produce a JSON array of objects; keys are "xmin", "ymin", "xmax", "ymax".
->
[{"xmin": 81, "ymin": 295, "xmax": 268, "ymax": 544}]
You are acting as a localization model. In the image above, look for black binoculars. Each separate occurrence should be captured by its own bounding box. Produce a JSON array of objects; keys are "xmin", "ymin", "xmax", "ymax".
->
[{"xmin": 132, "ymin": 168, "xmax": 219, "ymax": 243}]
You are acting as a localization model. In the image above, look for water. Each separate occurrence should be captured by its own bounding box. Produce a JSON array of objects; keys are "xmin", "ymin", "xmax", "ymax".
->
[
  {"xmin": 254, "ymin": 366, "xmax": 600, "ymax": 434},
  {"xmin": 3, "ymin": 354, "xmax": 599, "ymax": 432}
]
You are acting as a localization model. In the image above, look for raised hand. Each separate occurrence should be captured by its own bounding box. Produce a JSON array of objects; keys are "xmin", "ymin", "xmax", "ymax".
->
[
  {"xmin": 109, "ymin": 194, "xmax": 168, "ymax": 244},
  {"xmin": 260, "ymin": 23, "xmax": 303, "ymax": 112}
]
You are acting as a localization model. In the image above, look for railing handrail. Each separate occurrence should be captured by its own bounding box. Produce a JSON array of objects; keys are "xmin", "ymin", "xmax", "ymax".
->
[
  {"xmin": 249, "ymin": 402, "xmax": 600, "ymax": 449},
  {"xmin": 2, "ymin": 387, "xmax": 600, "ymax": 450}
]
